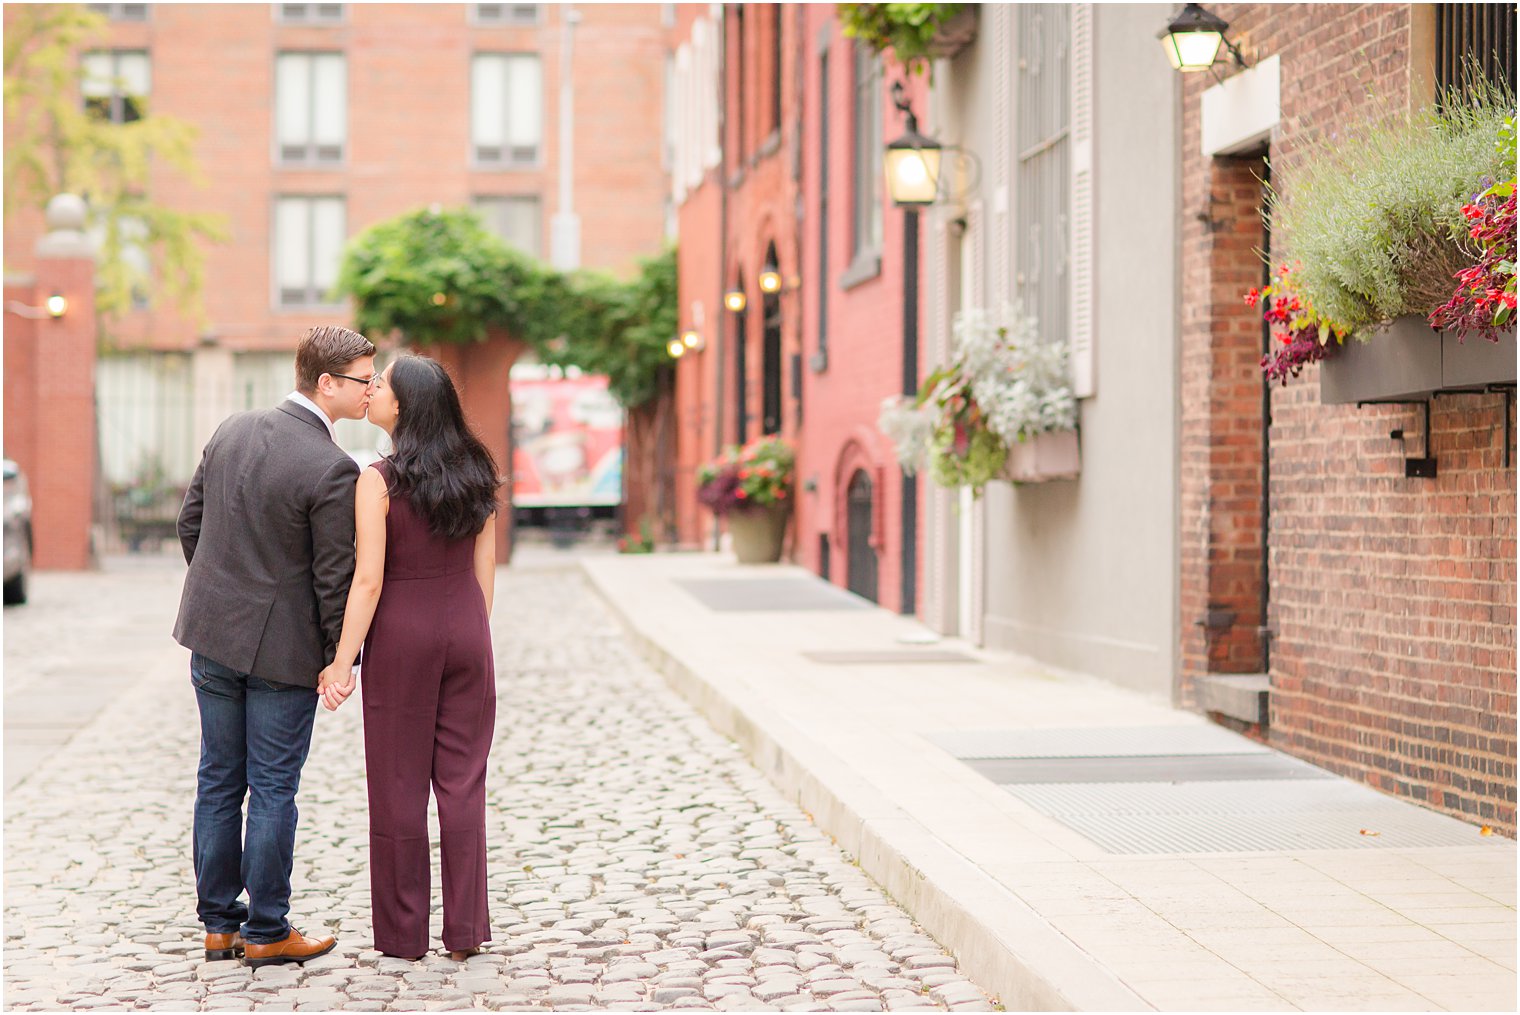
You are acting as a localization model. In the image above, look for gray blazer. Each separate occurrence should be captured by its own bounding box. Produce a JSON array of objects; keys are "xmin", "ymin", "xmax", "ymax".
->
[{"xmin": 173, "ymin": 401, "xmax": 360, "ymax": 687}]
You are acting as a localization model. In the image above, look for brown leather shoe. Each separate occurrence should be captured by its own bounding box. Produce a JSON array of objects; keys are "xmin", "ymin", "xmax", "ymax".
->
[
  {"xmin": 204, "ymin": 931, "xmax": 245, "ymax": 962},
  {"xmin": 243, "ymin": 928, "xmax": 336, "ymax": 968}
]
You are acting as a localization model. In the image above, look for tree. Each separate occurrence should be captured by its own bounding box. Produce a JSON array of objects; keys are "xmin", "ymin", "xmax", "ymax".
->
[
  {"xmin": 4, "ymin": 3, "xmax": 226, "ymax": 327},
  {"xmin": 337, "ymin": 205, "xmax": 677, "ymax": 411}
]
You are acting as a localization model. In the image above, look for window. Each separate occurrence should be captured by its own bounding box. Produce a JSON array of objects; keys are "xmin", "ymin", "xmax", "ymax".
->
[
  {"xmin": 473, "ymin": 195, "xmax": 542, "ymax": 257},
  {"xmin": 769, "ymin": 4, "xmax": 783, "ymax": 135},
  {"xmin": 850, "ymin": 45, "xmax": 882, "ymax": 258},
  {"xmin": 814, "ymin": 45, "xmax": 831, "ymax": 368},
  {"xmin": 274, "ymin": 196, "xmax": 345, "ymax": 308},
  {"xmin": 472, "ymin": 4, "xmax": 540, "ymax": 26},
  {"xmin": 82, "ymin": 50, "xmax": 149, "ymax": 124},
  {"xmin": 733, "ymin": 6, "xmax": 746, "ymax": 163},
  {"xmin": 277, "ymin": 4, "xmax": 343, "ymax": 24},
  {"xmin": 1015, "ymin": 4, "xmax": 1070, "ymax": 346},
  {"xmin": 1435, "ymin": 3, "xmax": 1517, "ymax": 99},
  {"xmin": 276, "ymin": 53, "xmax": 346, "ymax": 165},
  {"xmin": 471, "ymin": 53, "xmax": 542, "ymax": 167},
  {"xmin": 88, "ymin": 4, "xmax": 149, "ymax": 21}
]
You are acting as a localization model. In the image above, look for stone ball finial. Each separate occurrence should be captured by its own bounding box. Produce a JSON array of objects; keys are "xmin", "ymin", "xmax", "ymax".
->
[{"xmin": 45, "ymin": 193, "xmax": 88, "ymax": 232}]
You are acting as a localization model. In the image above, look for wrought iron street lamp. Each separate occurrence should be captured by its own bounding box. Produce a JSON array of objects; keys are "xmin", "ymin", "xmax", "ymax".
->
[
  {"xmin": 723, "ymin": 288, "xmax": 746, "ymax": 313},
  {"xmin": 884, "ymin": 96, "xmax": 943, "ymax": 209},
  {"xmin": 1158, "ymin": 3, "xmax": 1247, "ymax": 73}
]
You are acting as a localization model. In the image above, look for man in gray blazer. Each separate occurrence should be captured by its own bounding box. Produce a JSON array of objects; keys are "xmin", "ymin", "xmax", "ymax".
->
[{"xmin": 175, "ymin": 325, "xmax": 375, "ymax": 967}]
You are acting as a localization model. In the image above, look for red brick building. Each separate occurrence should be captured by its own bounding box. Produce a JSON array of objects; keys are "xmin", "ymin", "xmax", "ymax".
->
[
  {"xmin": 1178, "ymin": 4, "xmax": 1516, "ymax": 831},
  {"xmin": 671, "ymin": 3, "xmax": 927, "ymax": 613},
  {"xmin": 4, "ymin": 2, "xmax": 674, "ymax": 557}
]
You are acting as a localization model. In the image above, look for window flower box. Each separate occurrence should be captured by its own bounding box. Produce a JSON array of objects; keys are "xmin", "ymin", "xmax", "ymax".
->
[
  {"xmin": 1002, "ymin": 429, "xmax": 1080, "ymax": 483},
  {"xmin": 1320, "ymin": 315, "xmax": 1515, "ymax": 404}
]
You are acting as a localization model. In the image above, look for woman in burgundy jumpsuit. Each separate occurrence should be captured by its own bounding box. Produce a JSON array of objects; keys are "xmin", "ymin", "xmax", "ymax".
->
[{"xmin": 318, "ymin": 354, "xmax": 501, "ymax": 961}]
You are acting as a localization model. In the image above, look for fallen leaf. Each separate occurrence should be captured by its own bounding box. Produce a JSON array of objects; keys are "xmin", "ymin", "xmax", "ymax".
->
[
  {"xmin": 1480, "ymin": 825, "xmax": 1495, "ymax": 836},
  {"xmin": 1359, "ymin": 829, "xmax": 1381, "ymax": 837}
]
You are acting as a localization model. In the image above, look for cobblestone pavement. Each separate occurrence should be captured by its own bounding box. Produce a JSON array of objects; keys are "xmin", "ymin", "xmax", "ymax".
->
[{"xmin": 3, "ymin": 555, "xmax": 996, "ymax": 1011}]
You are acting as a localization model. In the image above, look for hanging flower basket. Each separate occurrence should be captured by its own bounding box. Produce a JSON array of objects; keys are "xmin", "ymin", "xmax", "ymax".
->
[
  {"xmin": 878, "ymin": 304, "xmax": 1079, "ymax": 495},
  {"xmin": 925, "ymin": 5, "xmax": 978, "ymax": 58}
]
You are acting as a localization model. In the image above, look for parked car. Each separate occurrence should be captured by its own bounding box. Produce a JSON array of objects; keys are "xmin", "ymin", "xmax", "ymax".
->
[{"xmin": 3, "ymin": 458, "xmax": 32, "ymax": 605}]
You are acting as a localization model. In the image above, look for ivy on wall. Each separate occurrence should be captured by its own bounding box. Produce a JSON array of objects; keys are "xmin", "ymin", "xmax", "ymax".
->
[{"xmin": 335, "ymin": 206, "xmax": 677, "ymax": 409}]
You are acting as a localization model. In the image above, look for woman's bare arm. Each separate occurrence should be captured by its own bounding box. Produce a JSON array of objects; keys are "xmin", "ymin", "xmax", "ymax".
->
[
  {"xmin": 318, "ymin": 467, "xmax": 388, "ymax": 707},
  {"xmin": 474, "ymin": 513, "xmax": 497, "ymax": 618}
]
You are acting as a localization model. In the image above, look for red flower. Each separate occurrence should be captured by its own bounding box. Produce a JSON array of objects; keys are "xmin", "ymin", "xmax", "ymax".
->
[
  {"xmin": 1244, "ymin": 288, "xmax": 1261, "ymax": 307},
  {"xmin": 735, "ymin": 488, "xmax": 748, "ymax": 499}
]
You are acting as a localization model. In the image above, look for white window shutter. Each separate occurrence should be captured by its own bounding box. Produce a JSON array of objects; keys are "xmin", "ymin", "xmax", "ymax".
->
[{"xmin": 1069, "ymin": 3, "xmax": 1096, "ymax": 397}]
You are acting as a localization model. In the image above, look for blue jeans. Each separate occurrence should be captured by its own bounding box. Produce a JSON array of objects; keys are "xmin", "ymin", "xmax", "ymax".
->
[{"xmin": 191, "ymin": 652, "xmax": 318, "ymax": 944}]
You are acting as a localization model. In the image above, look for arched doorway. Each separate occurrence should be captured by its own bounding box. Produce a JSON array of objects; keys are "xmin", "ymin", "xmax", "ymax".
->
[
  {"xmin": 846, "ymin": 469, "xmax": 878, "ymax": 602},
  {"xmin": 760, "ymin": 243, "xmax": 782, "ymax": 435}
]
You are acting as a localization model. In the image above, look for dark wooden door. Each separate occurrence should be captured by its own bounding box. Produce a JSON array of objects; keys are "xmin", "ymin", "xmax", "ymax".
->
[
  {"xmin": 845, "ymin": 469, "xmax": 878, "ymax": 603},
  {"xmin": 761, "ymin": 293, "xmax": 782, "ymax": 435}
]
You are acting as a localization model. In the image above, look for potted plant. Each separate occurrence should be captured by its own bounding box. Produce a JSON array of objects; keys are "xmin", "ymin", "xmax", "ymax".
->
[
  {"xmin": 838, "ymin": 4, "xmax": 978, "ymax": 78},
  {"xmin": 1256, "ymin": 89, "xmax": 1516, "ymax": 401},
  {"xmin": 696, "ymin": 436, "xmax": 795, "ymax": 563},
  {"xmin": 879, "ymin": 303, "xmax": 1079, "ymax": 495}
]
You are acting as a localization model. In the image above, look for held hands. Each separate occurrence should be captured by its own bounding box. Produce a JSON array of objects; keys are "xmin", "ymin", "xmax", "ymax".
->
[{"xmin": 317, "ymin": 661, "xmax": 357, "ymax": 711}]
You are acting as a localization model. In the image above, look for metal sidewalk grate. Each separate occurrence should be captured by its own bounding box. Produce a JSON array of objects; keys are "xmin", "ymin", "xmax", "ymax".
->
[
  {"xmin": 1003, "ymin": 781, "xmax": 1486, "ymax": 853},
  {"xmin": 965, "ymin": 752, "xmax": 1332, "ymax": 784},
  {"xmin": 927, "ymin": 727, "xmax": 1488, "ymax": 854},
  {"xmin": 801, "ymin": 650, "xmax": 976, "ymax": 665},
  {"xmin": 925, "ymin": 725, "xmax": 1272, "ymax": 759},
  {"xmin": 674, "ymin": 578, "xmax": 874, "ymax": 612}
]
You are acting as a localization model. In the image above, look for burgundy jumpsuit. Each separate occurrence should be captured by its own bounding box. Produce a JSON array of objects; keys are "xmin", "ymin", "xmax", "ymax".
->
[{"xmin": 361, "ymin": 460, "xmax": 495, "ymax": 957}]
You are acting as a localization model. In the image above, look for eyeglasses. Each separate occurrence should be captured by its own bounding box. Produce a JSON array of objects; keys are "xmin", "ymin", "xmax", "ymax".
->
[{"xmin": 329, "ymin": 372, "xmax": 378, "ymax": 387}]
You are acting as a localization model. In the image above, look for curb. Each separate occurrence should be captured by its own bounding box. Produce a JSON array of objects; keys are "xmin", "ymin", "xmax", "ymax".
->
[{"xmin": 582, "ymin": 560, "xmax": 1152, "ymax": 1013}]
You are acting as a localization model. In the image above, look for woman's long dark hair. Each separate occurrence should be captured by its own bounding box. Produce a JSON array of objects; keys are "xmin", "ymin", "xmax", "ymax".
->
[{"xmin": 385, "ymin": 354, "xmax": 502, "ymax": 540}]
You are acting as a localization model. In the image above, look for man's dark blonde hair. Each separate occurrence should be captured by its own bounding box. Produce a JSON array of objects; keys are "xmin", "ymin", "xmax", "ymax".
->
[{"xmin": 294, "ymin": 325, "xmax": 376, "ymax": 394}]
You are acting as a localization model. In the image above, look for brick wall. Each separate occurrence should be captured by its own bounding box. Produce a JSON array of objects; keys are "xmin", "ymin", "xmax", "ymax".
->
[
  {"xmin": 2, "ymin": 4, "xmax": 671, "ymax": 354},
  {"xmin": 1180, "ymin": 3, "xmax": 1517, "ymax": 832},
  {"xmin": 671, "ymin": 4, "xmax": 929, "ymax": 612}
]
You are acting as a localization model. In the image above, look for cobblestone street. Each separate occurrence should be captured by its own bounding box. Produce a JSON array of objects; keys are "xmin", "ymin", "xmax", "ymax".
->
[{"xmin": 3, "ymin": 555, "xmax": 995, "ymax": 1012}]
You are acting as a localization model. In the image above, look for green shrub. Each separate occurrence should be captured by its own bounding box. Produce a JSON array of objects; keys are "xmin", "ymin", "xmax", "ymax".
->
[{"xmin": 1269, "ymin": 84, "xmax": 1513, "ymax": 337}]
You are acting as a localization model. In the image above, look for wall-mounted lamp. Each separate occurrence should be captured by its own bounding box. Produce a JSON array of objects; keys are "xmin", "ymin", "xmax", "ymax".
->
[
  {"xmin": 885, "ymin": 87, "xmax": 944, "ymax": 209},
  {"xmin": 666, "ymin": 337, "xmax": 687, "ymax": 359},
  {"xmin": 1158, "ymin": 3, "xmax": 1247, "ymax": 73},
  {"xmin": 5, "ymin": 293, "xmax": 67, "ymax": 319},
  {"xmin": 723, "ymin": 288, "xmax": 747, "ymax": 313},
  {"xmin": 681, "ymin": 329, "xmax": 705, "ymax": 352},
  {"xmin": 758, "ymin": 266, "xmax": 783, "ymax": 295}
]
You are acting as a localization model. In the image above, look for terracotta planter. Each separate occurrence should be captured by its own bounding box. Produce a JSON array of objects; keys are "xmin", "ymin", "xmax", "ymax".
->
[
  {"xmin": 1321, "ymin": 315, "xmax": 1516, "ymax": 404},
  {"xmin": 925, "ymin": 5, "xmax": 979, "ymax": 59},
  {"xmin": 1003, "ymin": 429, "xmax": 1080, "ymax": 483},
  {"xmin": 727, "ymin": 501, "xmax": 788, "ymax": 564}
]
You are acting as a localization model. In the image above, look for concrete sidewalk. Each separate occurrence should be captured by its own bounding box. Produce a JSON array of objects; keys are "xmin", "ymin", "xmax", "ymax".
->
[{"xmin": 583, "ymin": 554, "xmax": 1517, "ymax": 1012}]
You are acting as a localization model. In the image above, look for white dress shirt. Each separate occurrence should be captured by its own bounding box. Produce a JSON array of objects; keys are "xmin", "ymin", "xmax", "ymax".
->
[{"xmin": 285, "ymin": 390, "xmax": 337, "ymax": 442}]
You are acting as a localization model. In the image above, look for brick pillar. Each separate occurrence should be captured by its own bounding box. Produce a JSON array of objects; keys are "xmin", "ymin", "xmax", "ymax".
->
[{"xmin": 29, "ymin": 195, "xmax": 98, "ymax": 570}]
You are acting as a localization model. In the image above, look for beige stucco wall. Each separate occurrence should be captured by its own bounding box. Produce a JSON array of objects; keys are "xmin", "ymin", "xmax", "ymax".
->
[{"xmin": 930, "ymin": 4, "xmax": 1182, "ymax": 697}]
